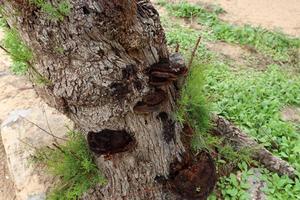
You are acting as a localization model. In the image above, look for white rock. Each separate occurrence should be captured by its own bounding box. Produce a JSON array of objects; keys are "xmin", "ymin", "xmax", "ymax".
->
[{"xmin": 1, "ymin": 104, "xmax": 72, "ymax": 200}]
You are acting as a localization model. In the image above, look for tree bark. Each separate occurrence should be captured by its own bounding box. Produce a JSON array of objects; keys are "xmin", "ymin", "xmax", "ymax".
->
[{"xmin": 2, "ymin": 0, "xmax": 216, "ymax": 199}]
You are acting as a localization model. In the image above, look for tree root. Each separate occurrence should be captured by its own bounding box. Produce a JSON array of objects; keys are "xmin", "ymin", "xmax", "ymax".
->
[{"xmin": 212, "ymin": 115, "xmax": 296, "ymax": 178}]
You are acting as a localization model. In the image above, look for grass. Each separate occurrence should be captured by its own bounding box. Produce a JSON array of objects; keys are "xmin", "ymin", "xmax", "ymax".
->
[
  {"xmin": 1, "ymin": 28, "xmax": 32, "ymax": 75},
  {"xmin": 162, "ymin": 13, "xmax": 254, "ymax": 170},
  {"xmin": 177, "ymin": 64, "xmax": 211, "ymax": 132},
  {"xmin": 32, "ymin": 130, "xmax": 106, "ymax": 200},
  {"xmin": 0, "ymin": 19, "xmax": 51, "ymax": 84},
  {"xmin": 158, "ymin": 1, "xmax": 300, "ymax": 199},
  {"xmin": 159, "ymin": 0, "xmax": 300, "ymax": 64},
  {"xmin": 160, "ymin": 15, "xmax": 215, "ymax": 63}
]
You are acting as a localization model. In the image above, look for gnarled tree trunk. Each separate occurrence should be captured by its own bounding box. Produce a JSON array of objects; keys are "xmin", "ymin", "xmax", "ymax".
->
[{"xmin": 2, "ymin": 1, "xmax": 216, "ymax": 199}]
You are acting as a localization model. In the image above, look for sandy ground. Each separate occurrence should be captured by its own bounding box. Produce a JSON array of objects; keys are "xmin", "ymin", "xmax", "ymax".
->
[
  {"xmin": 0, "ymin": 39, "xmax": 16, "ymax": 199},
  {"xmin": 0, "ymin": 137, "xmax": 16, "ymax": 200},
  {"xmin": 197, "ymin": 0, "xmax": 300, "ymax": 37}
]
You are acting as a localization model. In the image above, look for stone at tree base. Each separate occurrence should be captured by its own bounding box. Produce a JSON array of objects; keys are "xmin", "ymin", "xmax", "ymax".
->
[
  {"xmin": 1, "ymin": 104, "xmax": 72, "ymax": 200},
  {"xmin": 281, "ymin": 106, "xmax": 300, "ymax": 123},
  {"xmin": 246, "ymin": 168, "xmax": 267, "ymax": 200},
  {"xmin": 0, "ymin": 136, "xmax": 16, "ymax": 200}
]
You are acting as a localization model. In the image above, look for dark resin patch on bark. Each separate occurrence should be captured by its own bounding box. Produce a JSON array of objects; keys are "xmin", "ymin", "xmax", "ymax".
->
[
  {"xmin": 133, "ymin": 80, "xmax": 143, "ymax": 90},
  {"xmin": 110, "ymin": 82, "xmax": 130, "ymax": 98},
  {"xmin": 87, "ymin": 129, "xmax": 135, "ymax": 155},
  {"xmin": 158, "ymin": 112, "xmax": 176, "ymax": 143},
  {"xmin": 122, "ymin": 64, "xmax": 137, "ymax": 80}
]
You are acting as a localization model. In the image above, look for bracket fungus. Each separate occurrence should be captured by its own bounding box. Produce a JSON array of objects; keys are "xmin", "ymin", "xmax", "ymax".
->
[
  {"xmin": 149, "ymin": 76, "xmax": 172, "ymax": 86},
  {"xmin": 133, "ymin": 89, "xmax": 167, "ymax": 114},
  {"xmin": 149, "ymin": 54, "xmax": 187, "ymax": 87},
  {"xmin": 87, "ymin": 129, "xmax": 135, "ymax": 155},
  {"xmin": 133, "ymin": 101, "xmax": 161, "ymax": 114},
  {"xmin": 169, "ymin": 152, "xmax": 217, "ymax": 200}
]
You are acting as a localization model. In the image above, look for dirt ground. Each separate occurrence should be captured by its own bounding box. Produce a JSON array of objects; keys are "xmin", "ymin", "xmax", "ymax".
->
[
  {"xmin": 0, "ymin": 137, "xmax": 16, "ymax": 200},
  {"xmin": 0, "ymin": 32, "xmax": 17, "ymax": 200},
  {"xmin": 194, "ymin": 0, "xmax": 300, "ymax": 37}
]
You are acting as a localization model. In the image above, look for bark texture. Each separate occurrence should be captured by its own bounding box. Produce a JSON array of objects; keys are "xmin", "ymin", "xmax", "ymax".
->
[
  {"xmin": 2, "ymin": 1, "xmax": 216, "ymax": 199},
  {"xmin": 212, "ymin": 115, "xmax": 296, "ymax": 178}
]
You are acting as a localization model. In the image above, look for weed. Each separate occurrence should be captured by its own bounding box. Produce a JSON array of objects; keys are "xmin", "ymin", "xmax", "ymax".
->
[
  {"xmin": 261, "ymin": 169, "xmax": 300, "ymax": 200},
  {"xmin": 177, "ymin": 64, "xmax": 211, "ymax": 133},
  {"xmin": 2, "ymin": 28, "xmax": 32, "ymax": 75},
  {"xmin": 1, "ymin": 22, "xmax": 51, "ymax": 84},
  {"xmin": 204, "ymin": 64, "xmax": 300, "ymax": 199},
  {"xmin": 212, "ymin": 162, "xmax": 252, "ymax": 200},
  {"xmin": 33, "ymin": 130, "xmax": 106, "ymax": 200},
  {"xmin": 177, "ymin": 63, "xmax": 253, "ymax": 168},
  {"xmin": 164, "ymin": 10, "xmax": 254, "ymax": 172},
  {"xmin": 160, "ymin": 16, "xmax": 214, "ymax": 62},
  {"xmin": 29, "ymin": 0, "xmax": 72, "ymax": 21},
  {"xmin": 0, "ymin": 16, "xmax": 6, "ymax": 27}
]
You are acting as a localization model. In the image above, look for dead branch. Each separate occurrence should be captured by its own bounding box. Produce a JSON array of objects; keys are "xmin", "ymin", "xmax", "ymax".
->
[
  {"xmin": 187, "ymin": 36, "xmax": 201, "ymax": 69},
  {"xmin": 175, "ymin": 43, "xmax": 180, "ymax": 53},
  {"xmin": 212, "ymin": 114, "xmax": 296, "ymax": 178},
  {"xmin": 22, "ymin": 117, "xmax": 68, "ymax": 142}
]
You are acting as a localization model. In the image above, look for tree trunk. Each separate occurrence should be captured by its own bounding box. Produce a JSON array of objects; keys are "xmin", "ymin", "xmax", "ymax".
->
[{"xmin": 2, "ymin": 1, "xmax": 216, "ymax": 199}]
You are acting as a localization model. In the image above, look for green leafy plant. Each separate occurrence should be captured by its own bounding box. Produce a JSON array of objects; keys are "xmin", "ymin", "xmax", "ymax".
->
[
  {"xmin": 29, "ymin": 0, "xmax": 72, "ymax": 21},
  {"xmin": 33, "ymin": 130, "xmax": 106, "ymax": 200},
  {"xmin": 177, "ymin": 64, "xmax": 211, "ymax": 132},
  {"xmin": 2, "ymin": 28, "xmax": 32, "ymax": 75},
  {"xmin": 1, "ymin": 27, "xmax": 50, "ymax": 84},
  {"xmin": 216, "ymin": 163, "xmax": 252, "ymax": 200},
  {"xmin": 261, "ymin": 169, "xmax": 300, "ymax": 200},
  {"xmin": 204, "ymin": 64, "xmax": 300, "ymax": 199},
  {"xmin": 205, "ymin": 64, "xmax": 300, "ymax": 168}
]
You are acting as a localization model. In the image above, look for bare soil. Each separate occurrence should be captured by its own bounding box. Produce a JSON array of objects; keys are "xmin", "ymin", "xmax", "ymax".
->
[
  {"xmin": 194, "ymin": 0, "xmax": 300, "ymax": 37},
  {"xmin": 0, "ymin": 137, "xmax": 16, "ymax": 200},
  {"xmin": 206, "ymin": 42, "xmax": 272, "ymax": 70},
  {"xmin": 0, "ymin": 31, "xmax": 17, "ymax": 200},
  {"xmin": 0, "ymin": 30, "xmax": 36, "ymax": 200}
]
